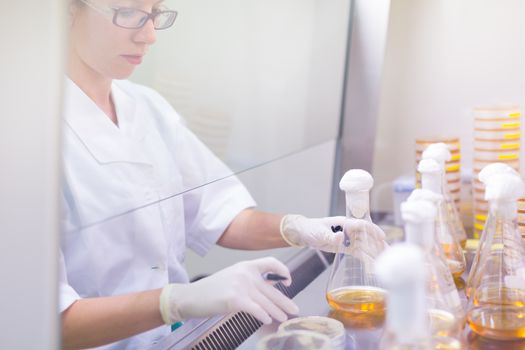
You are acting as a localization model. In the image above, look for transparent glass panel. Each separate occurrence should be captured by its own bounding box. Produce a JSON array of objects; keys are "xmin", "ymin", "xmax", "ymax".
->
[
  {"xmin": 63, "ymin": 0, "xmax": 350, "ymax": 235},
  {"xmin": 60, "ymin": 0, "xmax": 349, "ymax": 346}
]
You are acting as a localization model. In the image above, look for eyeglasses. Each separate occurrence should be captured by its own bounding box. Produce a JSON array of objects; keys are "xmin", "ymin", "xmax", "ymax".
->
[{"xmin": 79, "ymin": 0, "xmax": 178, "ymax": 30}]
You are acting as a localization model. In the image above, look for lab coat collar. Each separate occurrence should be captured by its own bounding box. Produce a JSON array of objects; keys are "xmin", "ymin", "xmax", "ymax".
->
[{"xmin": 63, "ymin": 78, "xmax": 152, "ymax": 165}]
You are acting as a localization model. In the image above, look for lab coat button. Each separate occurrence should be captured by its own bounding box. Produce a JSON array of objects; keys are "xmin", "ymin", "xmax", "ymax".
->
[{"xmin": 151, "ymin": 263, "xmax": 165, "ymax": 271}]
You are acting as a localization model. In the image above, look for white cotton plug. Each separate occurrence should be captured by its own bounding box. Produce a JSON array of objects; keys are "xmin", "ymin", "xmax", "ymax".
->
[
  {"xmin": 401, "ymin": 200, "xmax": 436, "ymax": 250},
  {"xmin": 401, "ymin": 199, "xmax": 436, "ymax": 224},
  {"xmin": 339, "ymin": 169, "xmax": 374, "ymax": 219},
  {"xmin": 478, "ymin": 162, "xmax": 520, "ymax": 184},
  {"xmin": 407, "ymin": 188, "xmax": 443, "ymax": 203},
  {"xmin": 484, "ymin": 173, "xmax": 524, "ymax": 203},
  {"xmin": 422, "ymin": 143, "xmax": 451, "ymax": 164},
  {"xmin": 417, "ymin": 158, "xmax": 442, "ymax": 174},
  {"xmin": 417, "ymin": 159, "xmax": 443, "ymax": 194},
  {"xmin": 339, "ymin": 169, "xmax": 374, "ymax": 193}
]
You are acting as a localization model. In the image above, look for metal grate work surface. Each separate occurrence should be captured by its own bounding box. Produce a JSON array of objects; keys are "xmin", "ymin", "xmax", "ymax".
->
[
  {"xmin": 191, "ymin": 312, "xmax": 262, "ymax": 350},
  {"xmin": 152, "ymin": 249, "xmax": 330, "ymax": 350}
]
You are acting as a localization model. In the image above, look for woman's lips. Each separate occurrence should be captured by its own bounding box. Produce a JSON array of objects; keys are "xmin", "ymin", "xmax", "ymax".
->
[{"xmin": 121, "ymin": 55, "xmax": 143, "ymax": 65}]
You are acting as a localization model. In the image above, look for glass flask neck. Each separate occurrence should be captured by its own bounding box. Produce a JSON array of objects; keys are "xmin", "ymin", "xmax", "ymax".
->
[
  {"xmin": 405, "ymin": 221, "xmax": 434, "ymax": 251},
  {"xmin": 421, "ymin": 171, "xmax": 443, "ymax": 195},
  {"xmin": 345, "ymin": 190, "xmax": 371, "ymax": 220},
  {"xmin": 440, "ymin": 168, "xmax": 452, "ymax": 197},
  {"xmin": 384, "ymin": 281, "xmax": 429, "ymax": 345}
]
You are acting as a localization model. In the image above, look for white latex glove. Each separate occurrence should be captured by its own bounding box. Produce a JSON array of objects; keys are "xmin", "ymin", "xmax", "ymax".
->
[
  {"xmin": 159, "ymin": 257, "xmax": 299, "ymax": 325},
  {"xmin": 280, "ymin": 214, "xmax": 386, "ymax": 253}
]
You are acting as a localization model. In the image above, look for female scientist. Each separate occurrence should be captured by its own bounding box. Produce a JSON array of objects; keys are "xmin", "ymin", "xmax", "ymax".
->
[{"xmin": 61, "ymin": 0, "xmax": 384, "ymax": 348}]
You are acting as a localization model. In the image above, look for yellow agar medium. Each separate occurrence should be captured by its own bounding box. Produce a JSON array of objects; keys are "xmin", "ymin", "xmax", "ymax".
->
[
  {"xmin": 475, "ymin": 214, "xmax": 487, "ymax": 221},
  {"xmin": 446, "ymin": 164, "xmax": 460, "ymax": 172},
  {"xmin": 504, "ymin": 133, "xmax": 521, "ymax": 139},
  {"xmin": 501, "ymin": 122, "xmax": 521, "ymax": 128},
  {"xmin": 501, "ymin": 143, "xmax": 520, "ymax": 150},
  {"xmin": 498, "ymin": 154, "xmax": 519, "ymax": 160}
]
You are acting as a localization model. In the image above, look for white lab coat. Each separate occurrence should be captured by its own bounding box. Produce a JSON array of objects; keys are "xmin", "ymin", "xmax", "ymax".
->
[{"xmin": 60, "ymin": 78, "xmax": 256, "ymax": 349}]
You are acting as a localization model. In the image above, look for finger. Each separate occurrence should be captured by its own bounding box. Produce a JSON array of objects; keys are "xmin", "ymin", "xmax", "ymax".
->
[
  {"xmin": 237, "ymin": 298, "xmax": 272, "ymax": 325},
  {"xmin": 250, "ymin": 257, "xmax": 292, "ymax": 285},
  {"xmin": 265, "ymin": 274, "xmax": 292, "ymax": 287},
  {"xmin": 369, "ymin": 222, "xmax": 386, "ymax": 239},
  {"xmin": 344, "ymin": 219, "xmax": 366, "ymax": 233},
  {"xmin": 256, "ymin": 279, "xmax": 300, "ymax": 315},
  {"xmin": 332, "ymin": 231, "xmax": 345, "ymax": 252},
  {"xmin": 346, "ymin": 219, "xmax": 386, "ymax": 240},
  {"xmin": 249, "ymin": 288, "xmax": 289, "ymax": 323},
  {"xmin": 322, "ymin": 216, "xmax": 347, "ymax": 226},
  {"xmin": 317, "ymin": 230, "xmax": 344, "ymax": 253},
  {"xmin": 323, "ymin": 216, "xmax": 346, "ymax": 233}
]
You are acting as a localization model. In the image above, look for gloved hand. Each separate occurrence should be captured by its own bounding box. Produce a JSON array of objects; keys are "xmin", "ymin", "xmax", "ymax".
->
[
  {"xmin": 280, "ymin": 214, "xmax": 386, "ymax": 253},
  {"xmin": 159, "ymin": 257, "xmax": 299, "ymax": 325}
]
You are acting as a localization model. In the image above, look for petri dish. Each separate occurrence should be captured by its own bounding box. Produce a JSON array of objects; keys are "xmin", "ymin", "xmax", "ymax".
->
[
  {"xmin": 473, "ymin": 150, "xmax": 519, "ymax": 161},
  {"xmin": 472, "ymin": 105, "xmax": 521, "ymax": 120},
  {"xmin": 474, "ymin": 129, "xmax": 521, "ymax": 142},
  {"xmin": 473, "ymin": 139, "xmax": 520, "ymax": 151},
  {"xmin": 415, "ymin": 137, "xmax": 461, "ymax": 152},
  {"xmin": 278, "ymin": 316, "xmax": 345, "ymax": 350},
  {"xmin": 474, "ymin": 119, "xmax": 521, "ymax": 129},
  {"xmin": 257, "ymin": 330, "xmax": 332, "ymax": 350}
]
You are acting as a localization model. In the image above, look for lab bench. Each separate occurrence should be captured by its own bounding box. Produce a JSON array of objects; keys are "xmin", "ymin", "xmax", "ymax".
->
[
  {"xmin": 150, "ymin": 245, "xmax": 525, "ymax": 350},
  {"xmin": 238, "ymin": 267, "xmax": 382, "ymax": 349},
  {"xmin": 149, "ymin": 249, "xmax": 332, "ymax": 350},
  {"xmin": 238, "ymin": 267, "xmax": 525, "ymax": 350}
]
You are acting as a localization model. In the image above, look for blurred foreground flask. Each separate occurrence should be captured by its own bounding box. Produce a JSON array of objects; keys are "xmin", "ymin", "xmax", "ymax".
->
[
  {"xmin": 418, "ymin": 158, "xmax": 466, "ymax": 287},
  {"xmin": 376, "ymin": 243, "xmax": 462, "ymax": 350},
  {"xmin": 466, "ymin": 170, "xmax": 525, "ymax": 340},
  {"xmin": 326, "ymin": 169, "xmax": 388, "ymax": 328},
  {"xmin": 422, "ymin": 143, "xmax": 467, "ymax": 248},
  {"xmin": 402, "ymin": 199, "xmax": 464, "ymax": 338}
]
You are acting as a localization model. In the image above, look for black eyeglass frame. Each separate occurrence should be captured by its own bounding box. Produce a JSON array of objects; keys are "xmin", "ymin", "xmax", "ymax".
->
[
  {"xmin": 108, "ymin": 6, "xmax": 178, "ymax": 30},
  {"xmin": 78, "ymin": 0, "xmax": 178, "ymax": 30}
]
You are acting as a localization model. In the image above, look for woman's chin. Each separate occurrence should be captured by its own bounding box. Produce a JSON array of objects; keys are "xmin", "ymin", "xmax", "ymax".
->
[{"xmin": 112, "ymin": 68, "xmax": 136, "ymax": 80}]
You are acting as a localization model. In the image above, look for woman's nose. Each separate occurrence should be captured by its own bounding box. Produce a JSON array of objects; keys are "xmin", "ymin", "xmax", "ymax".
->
[{"xmin": 133, "ymin": 19, "xmax": 157, "ymax": 45}]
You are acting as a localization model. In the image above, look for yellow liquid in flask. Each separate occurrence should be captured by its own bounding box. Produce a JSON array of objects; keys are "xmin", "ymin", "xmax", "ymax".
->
[
  {"xmin": 467, "ymin": 289, "xmax": 525, "ymax": 340},
  {"xmin": 428, "ymin": 308, "xmax": 460, "ymax": 338},
  {"xmin": 431, "ymin": 337, "xmax": 462, "ymax": 350},
  {"xmin": 326, "ymin": 286, "xmax": 386, "ymax": 328},
  {"xmin": 441, "ymin": 242, "xmax": 466, "ymax": 289}
]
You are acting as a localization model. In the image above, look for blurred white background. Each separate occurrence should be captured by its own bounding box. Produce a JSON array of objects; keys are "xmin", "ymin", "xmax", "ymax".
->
[{"xmin": 372, "ymin": 0, "xmax": 525, "ymax": 212}]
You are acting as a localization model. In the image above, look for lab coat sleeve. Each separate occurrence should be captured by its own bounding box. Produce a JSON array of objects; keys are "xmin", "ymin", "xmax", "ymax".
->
[
  {"xmin": 59, "ymin": 185, "xmax": 81, "ymax": 312},
  {"xmin": 177, "ymin": 126, "xmax": 256, "ymax": 256},
  {"xmin": 138, "ymin": 84, "xmax": 256, "ymax": 256},
  {"xmin": 185, "ymin": 175, "xmax": 256, "ymax": 256},
  {"xmin": 58, "ymin": 248, "xmax": 81, "ymax": 312}
]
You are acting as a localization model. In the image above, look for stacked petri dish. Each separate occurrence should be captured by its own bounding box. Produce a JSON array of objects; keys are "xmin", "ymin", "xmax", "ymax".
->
[
  {"xmin": 519, "ymin": 198, "xmax": 525, "ymax": 239},
  {"xmin": 472, "ymin": 105, "xmax": 521, "ymax": 239},
  {"xmin": 415, "ymin": 137, "xmax": 462, "ymax": 207}
]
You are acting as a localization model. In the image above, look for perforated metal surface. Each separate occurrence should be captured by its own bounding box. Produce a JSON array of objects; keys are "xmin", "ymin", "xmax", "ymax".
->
[
  {"xmin": 191, "ymin": 312, "xmax": 261, "ymax": 350},
  {"xmin": 152, "ymin": 250, "xmax": 330, "ymax": 350}
]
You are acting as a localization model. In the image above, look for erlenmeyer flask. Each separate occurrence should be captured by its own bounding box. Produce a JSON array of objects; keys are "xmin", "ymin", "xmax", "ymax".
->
[
  {"xmin": 467, "ymin": 171, "xmax": 525, "ymax": 340},
  {"xmin": 422, "ymin": 143, "xmax": 467, "ymax": 248},
  {"xmin": 401, "ymin": 199, "xmax": 465, "ymax": 338},
  {"xmin": 466, "ymin": 162, "xmax": 520, "ymax": 299},
  {"xmin": 376, "ymin": 243, "xmax": 462, "ymax": 350},
  {"xmin": 417, "ymin": 159, "xmax": 466, "ymax": 287},
  {"xmin": 326, "ymin": 169, "xmax": 388, "ymax": 328}
]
